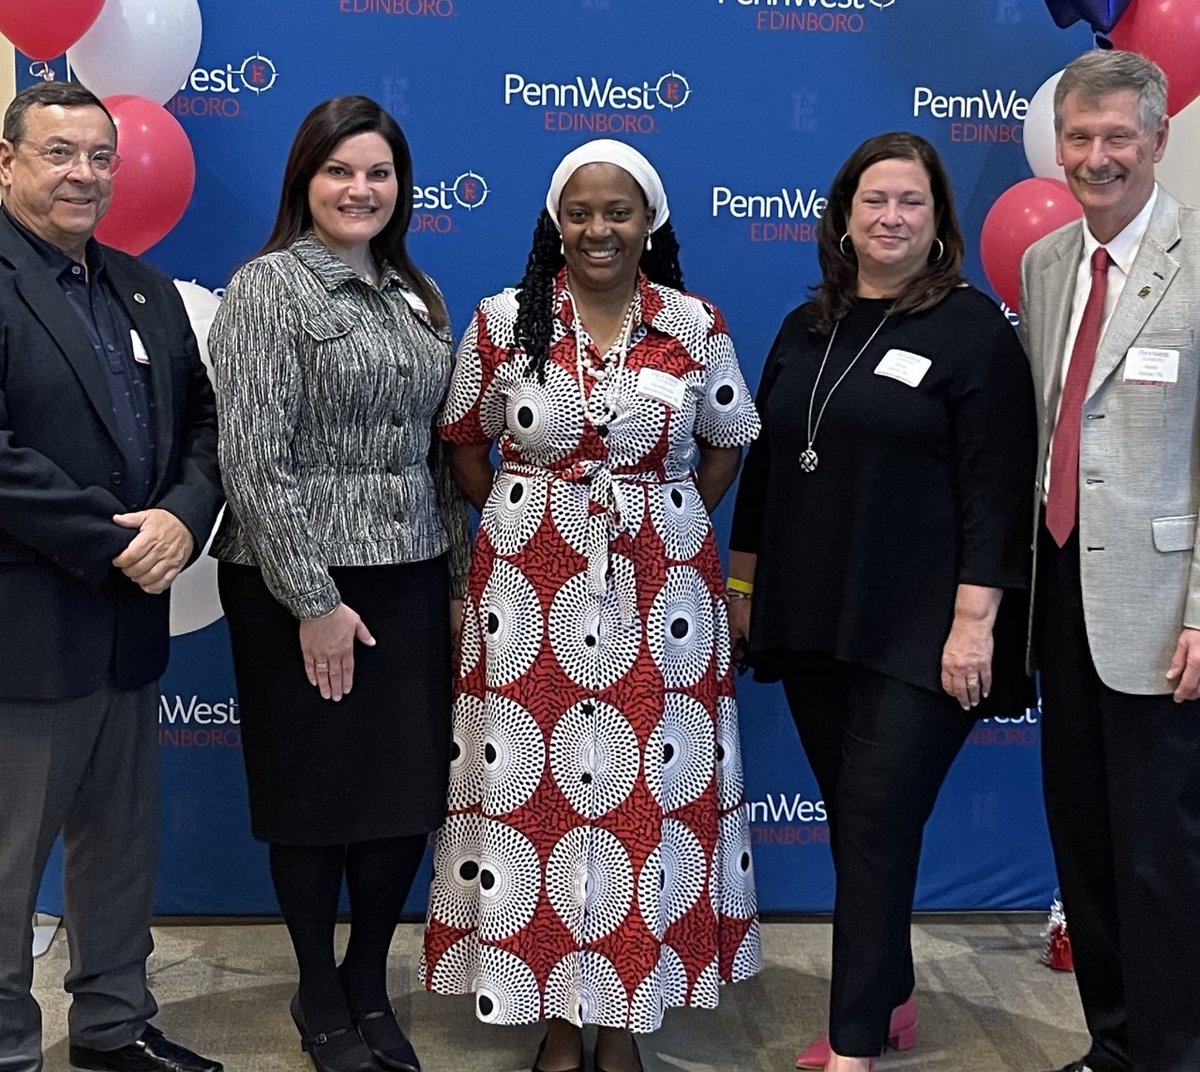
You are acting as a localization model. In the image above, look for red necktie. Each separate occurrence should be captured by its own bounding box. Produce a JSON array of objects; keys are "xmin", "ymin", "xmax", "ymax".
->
[{"xmin": 1046, "ymin": 246, "xmax": 1112, "ymax": 547}]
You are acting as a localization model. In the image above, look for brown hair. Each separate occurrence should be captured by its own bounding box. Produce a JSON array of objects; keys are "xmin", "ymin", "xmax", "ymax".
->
[
  {"xmin": 810, "ymin": 130, "xmax": 964, "ymax": 335},
  {"xmin": 256, "ymin": 95, "xmax": 447, "ymax": 328},
  {"xmin": 3, "ymin": 81, "xmax": 115, "ymax": 144}
]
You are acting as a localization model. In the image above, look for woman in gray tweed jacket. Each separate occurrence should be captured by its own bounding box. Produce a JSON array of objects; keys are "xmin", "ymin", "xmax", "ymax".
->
[{"xmin": 208, "ymin": 96, "xmax": 468, "ymax": 1072}]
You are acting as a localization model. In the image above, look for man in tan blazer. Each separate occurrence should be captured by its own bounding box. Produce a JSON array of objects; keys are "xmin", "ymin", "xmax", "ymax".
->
[{"xmin": 1020, "ymin": 50, "xmax": 1200, "ymax": 1072}]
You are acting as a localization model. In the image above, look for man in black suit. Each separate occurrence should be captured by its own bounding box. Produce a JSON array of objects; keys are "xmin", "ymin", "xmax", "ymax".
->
[{"xmin": 0, "ymin": 82, "xmax": 223, "ymax": 1072}]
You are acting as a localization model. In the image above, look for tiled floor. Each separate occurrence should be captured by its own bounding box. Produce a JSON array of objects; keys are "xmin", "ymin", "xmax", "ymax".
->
[{"xmin": 31, "ymin": 916, "xmax": 1087, "ymax": 1072}]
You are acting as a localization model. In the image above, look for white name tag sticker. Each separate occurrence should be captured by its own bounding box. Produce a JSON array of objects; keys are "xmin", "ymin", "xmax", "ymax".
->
[
  {"xmin": 1123, "ymin": 346, "xmax": 1179, "ymax": 386},
  {"xmin": 636, "ymin": 367, "xmax": 686, "ymax": 409},
  {"xmin": 874, "ymin": 348, "xmax": 931, "ymax": 387},
  {"xmin": 129, "ymin": 330, "xmax": 151, "ymax": 365}
]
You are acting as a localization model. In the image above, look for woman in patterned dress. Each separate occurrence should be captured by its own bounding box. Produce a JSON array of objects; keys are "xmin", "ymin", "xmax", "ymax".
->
[{"xmin": 422, "ymin": 141, "xmax": 762, "ymax": 1072}]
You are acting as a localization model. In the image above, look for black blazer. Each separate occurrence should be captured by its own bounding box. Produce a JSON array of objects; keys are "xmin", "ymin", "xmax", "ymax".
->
[{"xmin": 0, "ymin": 213, "xmax": 222, "ymax": 701}]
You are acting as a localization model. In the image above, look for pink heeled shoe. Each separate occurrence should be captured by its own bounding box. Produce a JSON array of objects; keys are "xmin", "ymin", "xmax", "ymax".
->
[{"xmin": 795, "ymin": 996, "xmax": 918, "ymax": 1069}]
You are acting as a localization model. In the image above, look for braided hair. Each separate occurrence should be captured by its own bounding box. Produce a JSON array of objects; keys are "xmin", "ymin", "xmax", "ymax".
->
[{"xmin": 514, "ymin": 209, "xmax": 684, "ymax": 382}]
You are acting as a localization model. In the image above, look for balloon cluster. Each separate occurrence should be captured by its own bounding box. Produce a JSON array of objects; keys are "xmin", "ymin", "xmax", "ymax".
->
[
  {"xmin": 980, "ymin": 0, "xmax": 1200, "ymax": 312},
  {"xmin": 0, "ymin": 0, "xmax": 202, "ymax": 255}
]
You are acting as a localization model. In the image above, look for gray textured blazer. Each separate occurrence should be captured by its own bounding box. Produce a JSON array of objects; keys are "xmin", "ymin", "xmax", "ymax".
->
[
  {"xmin": 1020, "ymin": 186, "xmax": 1200, "ymax": 694},
  {"xmin": 208, "ymin": 235, "xmax": 469, "ymax": 618}
]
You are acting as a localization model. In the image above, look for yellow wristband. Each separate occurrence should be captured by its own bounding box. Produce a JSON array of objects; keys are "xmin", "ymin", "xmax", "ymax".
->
[{"xmin": 726, "ymin": 577, "xmax": 754, "ymax": 595}]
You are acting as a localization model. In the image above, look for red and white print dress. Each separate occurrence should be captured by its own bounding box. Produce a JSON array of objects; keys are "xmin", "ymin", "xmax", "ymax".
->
[{"xmin": 422, "ymin": 271, "xmax": 762, "ymax": 1032}]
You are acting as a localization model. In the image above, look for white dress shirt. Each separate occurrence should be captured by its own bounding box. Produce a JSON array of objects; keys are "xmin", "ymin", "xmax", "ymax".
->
[{"xmin": 1043, "ymin": 184, "xmax": 1159, "ymax": 497}]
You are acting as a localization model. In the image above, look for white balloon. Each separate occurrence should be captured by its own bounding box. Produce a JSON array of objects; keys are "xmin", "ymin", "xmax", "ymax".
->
[
  {"xmin": 1157, "ymin": 93, "xmax": 1200, "ymax": 208},
  {"xmin": 169, "ymin": 279, "xmax": 224, "ymax": 637},
  {"xmin": 1023, "ymin": 69, "xmax": 1064, "ymax": 181},
  {"xmin": 67, "ymin": 0, "xmax": 202, "ymax": 106}
]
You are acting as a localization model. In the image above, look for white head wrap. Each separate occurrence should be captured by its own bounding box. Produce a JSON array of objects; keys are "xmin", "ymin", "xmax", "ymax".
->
[{"xmin": 545, "ymin": 139, "xmax": 670, "ymax": 233}]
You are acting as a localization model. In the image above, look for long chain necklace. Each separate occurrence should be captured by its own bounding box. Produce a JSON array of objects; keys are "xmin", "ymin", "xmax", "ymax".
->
[
  {"xmin": 568, "ymin": 284, "xmax": 636, "ymax": 433},
  {"xmin": 800, "ymin": 313, "xmax": 889, "ymax": 473}
]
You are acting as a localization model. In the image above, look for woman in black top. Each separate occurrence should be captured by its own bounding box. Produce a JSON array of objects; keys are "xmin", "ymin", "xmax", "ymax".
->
[{"xmin": 728, "ymin": 132, "xmax": 1036, "ymax": 1072}]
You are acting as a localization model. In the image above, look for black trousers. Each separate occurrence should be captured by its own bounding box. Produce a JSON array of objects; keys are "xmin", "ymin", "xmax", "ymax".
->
[
  {"xmin": 1036, "ymin": 526, "xmax": 1200, "ymax": 1072},
  {"xmin": 782, "ymin": 657, "xmax": 976, "ymax": 1057}
]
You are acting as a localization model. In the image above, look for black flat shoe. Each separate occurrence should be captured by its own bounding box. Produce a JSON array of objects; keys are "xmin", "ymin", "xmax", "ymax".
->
[
  {"xmin": 289, "ymin": 993, "xmax": 380, "ymax": 1072},
  {"xmin": 531, "ymin": 1031, "xmax": 584, "ymax": 1072},
  {"xmin": 355, "ymin": 1008, "xmax": 420, "ymax": 1072},
  {"xmin": 69, "ymin": 1027, "xmax": 222, "ymax": 1072}
]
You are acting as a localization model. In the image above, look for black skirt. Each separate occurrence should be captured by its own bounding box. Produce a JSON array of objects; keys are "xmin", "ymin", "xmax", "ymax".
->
[{"xmin": 218, "ymin": 558, "xmax": 452, "ymax": 845}]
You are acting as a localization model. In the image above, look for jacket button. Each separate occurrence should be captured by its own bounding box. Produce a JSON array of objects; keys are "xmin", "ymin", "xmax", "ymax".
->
[
  {"xmin": 110, "ymin": 471, "xmax": 124, "ymax": 486},
  {"xmin": 392, "ymin": 414, "xmax": 405, "ymax": 427},
  {"xmin": 394, "ymin": 508, "xmax": 405, "ymax": 523}
]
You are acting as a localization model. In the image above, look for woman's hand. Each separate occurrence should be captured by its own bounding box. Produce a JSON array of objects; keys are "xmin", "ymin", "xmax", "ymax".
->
[
  {"xmin": 300, "ymin": 603, "xmax": 376, "ymax": 702},
  {"xmin": 940, "ymin": 584, "xmax": 1002, "ymax": 710},
  {"xmin": 727, "ymin": 596, "xmax": 751, "ymax": 643}
]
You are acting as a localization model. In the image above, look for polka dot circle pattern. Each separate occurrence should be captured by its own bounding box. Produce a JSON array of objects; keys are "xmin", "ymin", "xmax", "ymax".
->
[
  {"xmin": 658, "ymin": 818, "xmax": 706, "ymax": 926},
  {"xmin": 714, "ymin": 810, "xmax": 757, "ymax": 920},
  {"xmin": 646, "ymin": 693, "xmax": 716, "ymax": 812},
  {"xmin": 550, "ymin": 700, "xmax": 639, "ymax": 819},
  {"xmin": 474, "ymin": 946, "xmax": 540, "ymax": 1024},
  {"xmin": 427, "ymin": 278, "xmax": 763, "ymax": 1027},
  {"xmin": 428, "ymin": 813, "xmax": 481, "ymax": 931},
  {"xmin": 427, "ymin": 933, "xmax": 479, "ymax": 994},
  {"xmin": 546, "ymin": 826, "xmax": 633, "ymax": 944},
  {"xmin": 480, "ymin": 694, "xmax": 544, "ymax": 816},
  {"xmin": 715, "ymin": 696, "xmax": 745, "ymax": 811},
  {"xmin": 483, "ymin": 472, "xmax": 547, "ymax": 556},
  {"xmin": 457, "ymin": 593, "xmax": 481, "ymax": 679},
  {"xmin": 502, "ymin": 361, "xmax": 582, "ymax": 465},
  {"xmin": 549, "ymin": 559, "xmax": 641, "ymax": 690},
  {"xmin": 481, "ymin": 561, "xmax": 543, "ymax": 687},
  {"xmin": 647, "ymin": 567, "xmax": 714, "ymax": 688},
  {"xmin": 648, "ymin": 481, "xmax": 709, "ymax": 562},
  {"xmin": 476, "ymin": 820, "xmax": 541, "ymax": 941},
  {"xmin": 446, "ymin": 694, "xmax": 484, "ymax": 811}
]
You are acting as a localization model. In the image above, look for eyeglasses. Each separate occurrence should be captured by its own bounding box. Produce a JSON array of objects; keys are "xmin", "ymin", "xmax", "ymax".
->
[{"xmin": 15, "ymin": 139, "xmax": 122, "ymax": 175}]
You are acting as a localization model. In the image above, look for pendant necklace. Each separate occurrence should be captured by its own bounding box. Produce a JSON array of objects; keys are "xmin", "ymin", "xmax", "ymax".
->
[
  {"xmin": 800, "ymin": 313, "xmax": 889, "ymax": 473},
  {"xmin": 568, "ymin": 284, "xmax": 636, "ymax": 434}
]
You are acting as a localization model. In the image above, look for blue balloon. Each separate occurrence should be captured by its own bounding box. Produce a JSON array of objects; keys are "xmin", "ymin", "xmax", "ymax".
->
[{"xmin": 1044, "ymin": 0, "xmax": 1133, "ymax": 33}]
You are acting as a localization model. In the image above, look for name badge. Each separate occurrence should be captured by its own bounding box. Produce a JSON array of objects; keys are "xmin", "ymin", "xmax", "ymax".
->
[
  {"xmin": 1123, "ymin": 346, "xmax": 1179, "ymax": 386},
  {"xmin": 874, "ymin": 348, "xmax": 931, "ymax": 387},
  {"xmin": 636, "ymin": 367, "xmax": 686, "ymax": 409},
  {"xmin": 130, "ymin": 329, "xmax": 151, "ymax": 365}
]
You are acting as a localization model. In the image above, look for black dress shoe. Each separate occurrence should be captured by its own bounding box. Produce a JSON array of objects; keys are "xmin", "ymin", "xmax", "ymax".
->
[
  {"xmin": 69, "ymin": 1026, "xmax": 222, "ymax": 1072},
  {"xmin": 289, "ymin": 992, "xmax": 380, "ymax": 1072},
  {"xmin": 355, "ymin": 1008, "xmax": 420, "ymax": 1072}
]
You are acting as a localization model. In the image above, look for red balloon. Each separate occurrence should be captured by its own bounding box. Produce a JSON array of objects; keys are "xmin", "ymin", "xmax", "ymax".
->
[
  {"xmin": 0, "ymin": 0, "xmax": 105, "ymax": 60},
  {"xmin": 980, "ymin": 178, "xmax": 1083, "ymax": 313},
  {"xmin": 1111, "ymin": 0, "xmax": 1200, "ymax": 116},
  {"xmin": 95, "ymin": 95, "xmax": 196, "ymax": 256}
]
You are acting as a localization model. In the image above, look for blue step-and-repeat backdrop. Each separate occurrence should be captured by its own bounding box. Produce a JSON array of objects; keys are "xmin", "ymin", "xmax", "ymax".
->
[{"xmin": 24, "ymin": 0, "xmax": 1093, "ymax": 916}]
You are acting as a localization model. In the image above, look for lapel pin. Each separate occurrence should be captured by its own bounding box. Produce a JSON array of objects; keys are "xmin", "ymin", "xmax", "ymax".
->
[
  {"xmin": 133, "ymin": 292, "xmax": 146, "ymax": 304},
  {"xmin": 1137, "ymin": 286, "xmax": 1151, "ymax": 298}
]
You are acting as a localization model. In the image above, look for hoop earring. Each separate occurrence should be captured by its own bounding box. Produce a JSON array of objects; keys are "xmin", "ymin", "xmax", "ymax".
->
[
  {"xmin": 839, "ymin": 232, "xmax": 854, "ymax": 258},
  {"xmin": 930, "ymin": 237, "xmax": 945, "ymax": 262},
  {"xmin": 645, "ymin": 231, "xmax": 653, "ymax": 252}
]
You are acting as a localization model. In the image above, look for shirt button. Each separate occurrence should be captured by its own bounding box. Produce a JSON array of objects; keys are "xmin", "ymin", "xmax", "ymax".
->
[
  {"xmin": 110, "ymin": 471, "xmax": 124, "ymax": 486},
  {"xmin": 397, "ymin": 366, "xmax": 411, "ymax": 378},
  {"xmin": 391, "ymin": 414, "xmax": 405, "ymax": 427},
  {"xmin": 394, "ymin": 509, "xmax": 405, "ymax": 523}
]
